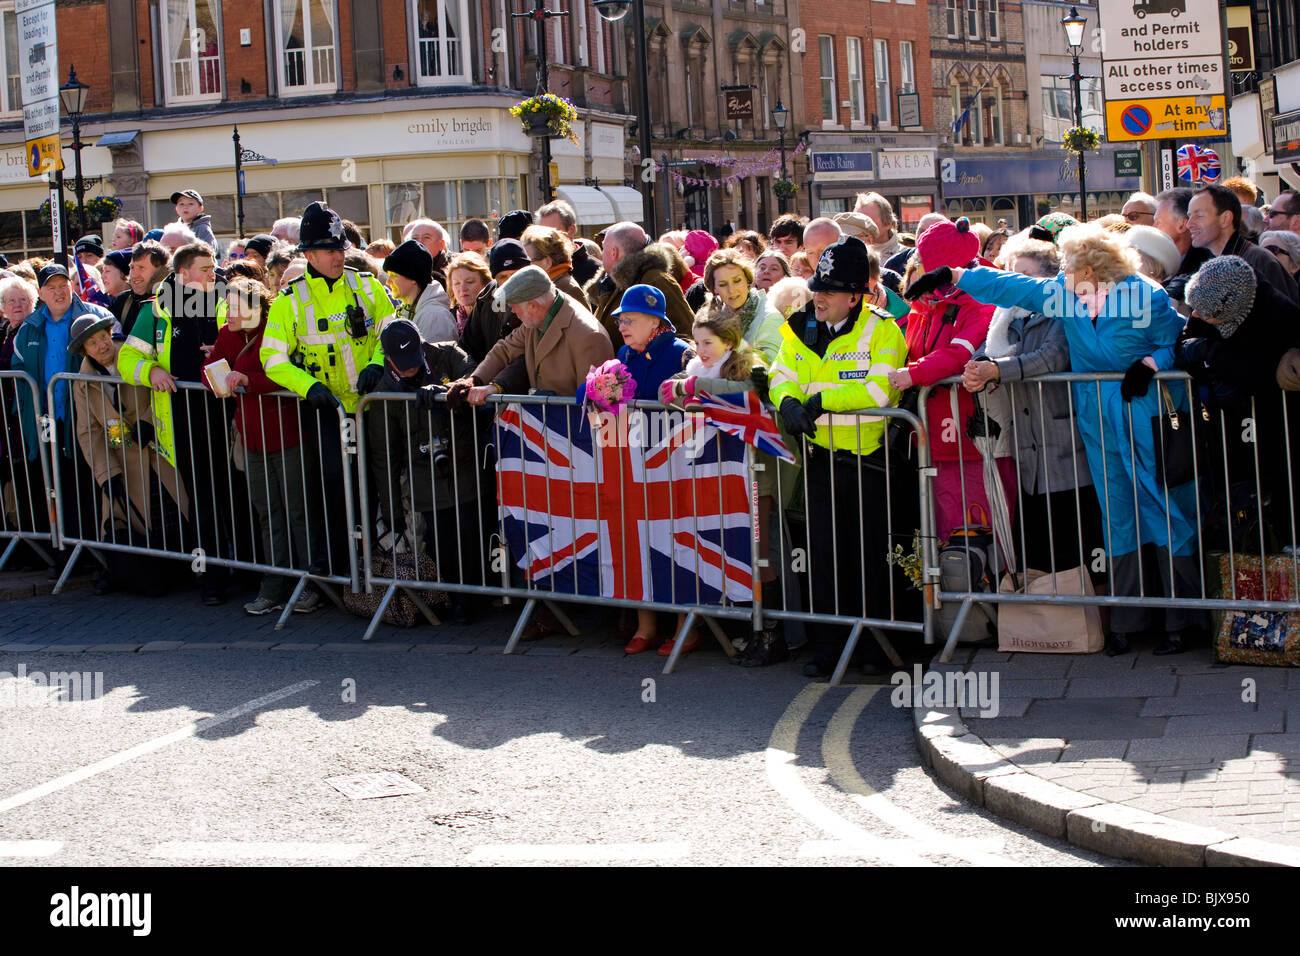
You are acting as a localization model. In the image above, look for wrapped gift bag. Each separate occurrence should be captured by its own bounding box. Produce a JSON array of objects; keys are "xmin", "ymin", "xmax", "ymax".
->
[{"xmin": 1215, "ymin": 554, "xmax": 1300, "ymax": 667}]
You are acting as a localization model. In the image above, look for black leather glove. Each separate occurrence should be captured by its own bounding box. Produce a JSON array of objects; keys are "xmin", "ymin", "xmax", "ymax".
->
[
  {"xmin": 305, "ymin": 382, "xmax": 341, "ymax": 410},
  {"xmin": 131, "ymin": 420, "xmax": 155, "ymax": 447},
  {"xmin": 100, "ymin": 475, "xmax": 127, "ymax": 504},
  {"xmin": 804, "ymin": 392, "xmax": 824, "ymax": 423},
  {"xmin": 1175, "ymin": 337, "xmax": 1211, "ymax": 369},
  {"xmin": 355, "ymin": 363, "xmax": 384, "ymax": 395},
  {"xmin": 531, "ymin": 389, "xmax": 556, "ymax": 398},
  {"xmin": 750, "ymin": 366, "xmax": 770, "ymax": 404},
  {"xmin": 903, "ymin": 266, "xmax": 954, "ymax": 301},
  {"xmin": 414, "ymin": 383, "xmax": 447, "ymax": 411},
  {"xmin": 779, "ymin": 397, "xmax": 816, "ymax": 439},
  {"xmin": 1120, "ymin": 359, "xmax": 1156, "ymax": 401}
]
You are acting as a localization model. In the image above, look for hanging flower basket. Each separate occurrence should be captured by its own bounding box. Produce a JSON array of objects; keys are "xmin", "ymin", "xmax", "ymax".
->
[
  {"xmin": 37, "ymin": 197, "xmax": 78, "ymax": 226},
  {"xmin": 773, "ymin": 178, "xmax": 799, "ymax": 200},
  {"xmin": 1063, "ymin": 126, "xmax": 1101, "ymax": 154},
  {"xmin": 510, "ymin": 93, "xmax": 580, "ymax": 146},
  {"xmin": 86, "ymin": 195, "xmax": 122, "ymax": 223}
]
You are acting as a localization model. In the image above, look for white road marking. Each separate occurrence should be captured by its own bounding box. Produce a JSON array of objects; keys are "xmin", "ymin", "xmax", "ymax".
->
[
  {"xmin": 797, "ymin": 838, "xmax": 1008, "ymax": 859},
  {"xmin": 821, "ymin": 687, "xmax": 1014, "ymax": 866},
  {"xmin": 765, "ymin": 684, "xmax": 937, "ymax": 867},
  {"xmin": 152, "ymin": 841, "xmax": 367, "ymax": 861},
  {"xmin": 469, "ymin": 843, "xmax": 691, "ymax": 862},
  {"xmin": 0, "ymin": 840, "xmax": 62, "ymax": 857},
  {"xmin": 0, "ymin": 680, "xmax": 319, "ymax": 815}
]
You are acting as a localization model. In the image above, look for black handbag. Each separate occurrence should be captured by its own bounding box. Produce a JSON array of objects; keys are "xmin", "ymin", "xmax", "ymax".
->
[{"xmin": 1151, "ymin": 382, "xmax": 1208, "ymax": 488}]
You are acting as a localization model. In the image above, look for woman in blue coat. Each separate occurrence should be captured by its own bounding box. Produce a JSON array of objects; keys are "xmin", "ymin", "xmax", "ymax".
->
[{"xmin": 907, "ymin": 224, "xmax": 1203, "ymax": 655}]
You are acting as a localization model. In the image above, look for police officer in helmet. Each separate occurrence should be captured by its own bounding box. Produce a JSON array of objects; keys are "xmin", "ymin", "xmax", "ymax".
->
[{"xmin": 261, "ymin": 201, "xmax": 396, "ymax": 575}]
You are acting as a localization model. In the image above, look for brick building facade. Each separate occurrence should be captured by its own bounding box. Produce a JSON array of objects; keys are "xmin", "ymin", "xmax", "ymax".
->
[
  {"xmin": 0, "ymin": 0, "xmax": 644, "ymax": 259},
  {"xmin": 795, "ymin": 0, "xmax": 938, "ymax": 230}
]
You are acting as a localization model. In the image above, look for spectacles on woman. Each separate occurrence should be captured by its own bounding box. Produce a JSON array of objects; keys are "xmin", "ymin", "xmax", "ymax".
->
[{"xmin": 1264, "ymin": 245, "xmax": 1291, "ymax": 260}]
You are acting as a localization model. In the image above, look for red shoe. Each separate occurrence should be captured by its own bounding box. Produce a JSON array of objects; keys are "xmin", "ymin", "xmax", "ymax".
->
[
  {"xmin": 624, "ymin": 634, "xmax": 660, "ymax": 654},
  {"xmin": 658, "ymin": 631, "xmax": 700, "ymax": 657}
]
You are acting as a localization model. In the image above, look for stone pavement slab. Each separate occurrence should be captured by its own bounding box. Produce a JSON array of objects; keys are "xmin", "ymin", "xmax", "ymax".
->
[{"xmin": 913, "ymin": 644, "xmax": 1300, "ymax": 865}]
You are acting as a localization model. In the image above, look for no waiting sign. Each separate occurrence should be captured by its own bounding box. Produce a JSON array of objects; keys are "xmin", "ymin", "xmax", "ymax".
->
[{"xmin": 17, "ymin": 0, "xmax": 61, "ymax": 177}]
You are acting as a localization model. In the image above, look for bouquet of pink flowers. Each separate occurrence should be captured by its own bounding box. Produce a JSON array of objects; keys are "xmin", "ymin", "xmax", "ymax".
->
[{"xmin": 584, "ymin": 359, "xmax": 636, "ymax": 416}]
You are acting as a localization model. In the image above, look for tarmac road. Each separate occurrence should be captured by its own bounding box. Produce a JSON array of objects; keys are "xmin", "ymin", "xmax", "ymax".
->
[{"xmin": 0, "ymin": 647, "xmax": 1125, "ymax": 866}]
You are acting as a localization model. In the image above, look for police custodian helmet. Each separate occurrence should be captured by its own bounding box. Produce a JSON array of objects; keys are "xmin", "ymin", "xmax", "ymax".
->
[{"xmin": 297, "ymin": 201, "xmax": 350, "ymax": 252}]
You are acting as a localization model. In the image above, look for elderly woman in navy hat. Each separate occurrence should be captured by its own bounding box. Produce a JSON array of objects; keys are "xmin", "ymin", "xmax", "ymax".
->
[{"xmin": 609, "ymin": 283, "xmax": 697, "ymax": 657}]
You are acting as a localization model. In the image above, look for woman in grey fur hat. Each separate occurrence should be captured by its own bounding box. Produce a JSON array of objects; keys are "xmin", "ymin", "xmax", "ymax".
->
[{"xmin": 1176, "ymin": 255, "xmax": 1300, "ymax": 571}]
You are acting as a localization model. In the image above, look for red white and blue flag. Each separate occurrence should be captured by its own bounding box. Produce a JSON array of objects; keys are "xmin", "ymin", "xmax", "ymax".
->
[
  {"xmin": 1176, "ymin": 144, "xmax": 1220, "ymax": 183},
  {"xmin": 694, "ymin": 390, "xmax": 796, "ymax": 464},
  {"xmin": 495, "ymin": 402, "xmax": 753, "ymax": 603}
]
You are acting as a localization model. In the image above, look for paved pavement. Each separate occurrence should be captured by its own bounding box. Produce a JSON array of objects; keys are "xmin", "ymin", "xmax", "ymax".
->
[{"xmin": 918, "ymin": 642, "xmax": 1300, "ymax": 865}]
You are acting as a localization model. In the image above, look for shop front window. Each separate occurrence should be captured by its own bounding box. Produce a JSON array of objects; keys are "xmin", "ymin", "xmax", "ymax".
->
[
  {"xmin": 387, "ymin": 178, "xmax": 524, "ymax": 246},
  {"xmin": 412, "ymin": 0, "xmax": 469, "ymax": 85}
]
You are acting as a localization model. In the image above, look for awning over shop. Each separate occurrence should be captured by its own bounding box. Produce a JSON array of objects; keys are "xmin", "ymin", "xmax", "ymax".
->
[
  {"xmin": 600, "ymin": 185, "xmax": 646, "ymax": 224},
  {"xmin": 555, "ymin": 185, "xmax": 617, "ymax": 227}
]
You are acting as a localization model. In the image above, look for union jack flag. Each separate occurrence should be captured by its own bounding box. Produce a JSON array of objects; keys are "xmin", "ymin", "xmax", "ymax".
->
[
  {"xmin": 1177, "ymin": 144, "xmax": 1221, "ymax": 183},
  {"xmin": 694, "ymin": 390, "xmax": 796, "ymax": 464},
  {"xmin": 495, "ymin": 402, "xmax": 753, "ymax": 604}
]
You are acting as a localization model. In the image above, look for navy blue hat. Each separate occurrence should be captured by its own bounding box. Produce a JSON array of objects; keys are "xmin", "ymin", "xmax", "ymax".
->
[
  {"xmin": 297, "ymin": 201, "xmax": 349, "ymax": 252},
  {"xmin": 611, "ymin": 284, "xmax": 668, "ymax": 324},
  {"xmin": 37, "ymin": 263, "xmax": 70, "ymax": 288},
  {"xmin": 807, "ymin": 236, "xmax": 872, "ymax": 294},
  {"xmin": 102, "ymin": 249, "xmax": 132, "ymax": 277},
  {"xmin": 380, "ymin": 319, "xmax": 427, "ymax": 373},
  {"xmin": 143, "ymin": 229, "xmax": 164, "ymax": 242}
]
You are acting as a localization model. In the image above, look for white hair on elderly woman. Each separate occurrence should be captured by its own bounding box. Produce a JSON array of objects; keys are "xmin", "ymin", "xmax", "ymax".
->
[
  {"xmin": 995, "ymin": 230, "xmax": 1060, "ymax": 276},
  {"xmin": 1056, "ymin": 223, "xmax": 1141, "ymax": 284}
]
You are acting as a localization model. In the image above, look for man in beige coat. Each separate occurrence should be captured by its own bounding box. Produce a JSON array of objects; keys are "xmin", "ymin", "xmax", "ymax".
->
[{"xmin": 451, "ymin": 266, "xmax": 613, "ymax": 403}]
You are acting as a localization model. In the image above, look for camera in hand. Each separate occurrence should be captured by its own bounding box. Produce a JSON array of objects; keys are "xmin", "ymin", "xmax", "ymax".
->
[{"xmin": 419, "ymin": 435, "xmax": 451, "ymax": 479}]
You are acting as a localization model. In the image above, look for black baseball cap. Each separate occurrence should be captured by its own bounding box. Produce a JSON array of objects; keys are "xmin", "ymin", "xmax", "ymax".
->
[
  {"xmin": 489, "ymin": 239, "xmax": 530, "ymax": 277},
  {"xmin": 170, "ymin": 189, "xmax": 204, "ymax": 205},
  {"xmin": 380, "ymin": 319, "xmax": 427, "ymax": 374},
  {"xmin": 37, "ymin": 263, "xmax": 70, "ymax": 288}
]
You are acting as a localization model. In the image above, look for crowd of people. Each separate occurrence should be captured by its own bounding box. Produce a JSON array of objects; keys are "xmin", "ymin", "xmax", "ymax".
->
[{"xmin": 3, "ymin": 179, "xmax": 1299, "ymax": 676}]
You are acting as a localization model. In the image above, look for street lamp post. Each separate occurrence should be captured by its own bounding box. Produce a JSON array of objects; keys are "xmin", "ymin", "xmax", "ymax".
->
[
  {"xmin": 58, "ymin": 66, "xmax": 90, "ymax": 240},
  {"xmin": 233, "ymin": 126, "xmax": 279, "ymax": 238},
  {"xmin": 1062, "ymin": 7, "xmax": 1088, "ymax": 221},
  {"xmin": 514, "ymin": 0, "xmax": 569, "ymax": 207},
  {"xmin": 594, "ymin": 0, "xmax": 656, "ymax": 234},
  {"xmin": 772, "ymin": 99, "xmax": 789, "ymax": 214}
]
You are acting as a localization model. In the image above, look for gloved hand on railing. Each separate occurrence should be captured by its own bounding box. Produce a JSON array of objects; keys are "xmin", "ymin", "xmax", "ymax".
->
[
  {"xmin": 445, "ymin": 378, "xmax": 473, "ymax": 412},
  {"xmin": 903, "ymin": 266, "xmax": 953, "ymax": 301},
  {"xmin": 355, "ymin": 363, "xmax": 384, "ymax": 395},
  {"xmin": 750, "ymin": 366, "xmax": 770, "ymax": 404},
  {"xmin": 130, "ymin": 420, "xmax": 155, "ymax": 448},
  {"xmin": 414, "ymin": 383, "xmax": 447, "ymax": 411},
  {"xmin": 99, "ymin": 475, "xmax": 127, "ymax": 505},
  {"xmin": 780, "ymin": 396, "xmax": 817, "ymax": 439},
  {"xmin": 658, "ymin": 376, "xmax": 698, "ymax": 406},
  {"xmin": 1120, "ymin": 358, "xmax": 1156, "ymax": 401},
  {"xmin": 305, "ymin": 382, "xmax": 341, "ymax": 410}
]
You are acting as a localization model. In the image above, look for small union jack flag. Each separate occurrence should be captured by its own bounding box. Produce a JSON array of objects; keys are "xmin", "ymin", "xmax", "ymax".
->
[
  {"xmin": 1176, "ymin": 144, "xmax": 1221, "ymax": 183},
  {"xmin": 694, "ymin": 390, "xmax": 797, "ymax": 464}
]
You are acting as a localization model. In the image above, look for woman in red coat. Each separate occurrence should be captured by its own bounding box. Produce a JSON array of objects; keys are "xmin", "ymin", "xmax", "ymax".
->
[
  {"xmin": 889, "ymin": 218, "xmax": 1015, "ymax": 542},
  {"xmin": 204, "ymin": 277, "xmax": 317, "ymax": 616}
]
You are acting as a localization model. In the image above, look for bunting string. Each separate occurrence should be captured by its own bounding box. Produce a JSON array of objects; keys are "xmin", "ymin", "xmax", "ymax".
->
[{"xmin": 668, "ymin": 140, "xmax": 807, "ymax": 189}]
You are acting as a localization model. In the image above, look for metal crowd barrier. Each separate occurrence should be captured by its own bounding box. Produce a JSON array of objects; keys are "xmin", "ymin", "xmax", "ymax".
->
[
  {"xmin": 49, "ymin": 373, "xmax": 357, "ymax": 628},
  {"xmin": 0, "ymin": 370, "xmax": 59, "ymax": 571},
  {"xmin": 771, "ymin": 404, "xmax": 932, "ymax": 685},
  {"xmin": 917, "ymin": 371, "xmax": 1300, "ymax": 662}
]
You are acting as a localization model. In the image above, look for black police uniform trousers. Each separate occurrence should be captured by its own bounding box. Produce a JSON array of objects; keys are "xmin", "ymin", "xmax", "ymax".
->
[
  {"xmin": 171, "ymin": 387, "xmax": 234, "ymax": 591},
  {"xmin": 803, "ymin": 441, "xmax": 894, "ymax": 670},
  {"xmin": 299, "ymin": 399, "xmax": 359, "ymax": 578}
]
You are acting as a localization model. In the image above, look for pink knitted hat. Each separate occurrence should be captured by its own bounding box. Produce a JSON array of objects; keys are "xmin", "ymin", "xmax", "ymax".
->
[
  {"xmin": 683, "ymin": 229, "xmax": 719, "ymax": 268},
  {"xmin": 916, "ymin": 216, "xmax": 980, "ymax": 272}
]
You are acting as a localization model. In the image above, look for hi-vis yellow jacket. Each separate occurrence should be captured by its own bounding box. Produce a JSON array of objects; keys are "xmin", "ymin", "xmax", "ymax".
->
[
  {"xmin": 117, "ymin": 282, "xmax": 227, "ymax": 467},
  {"xmin": 259, "ymin": 268, "xmax": 394, "ymax": 413},
  {"xmin": 767, "ymin": 301, "xmax": 907, "ymax": 455}
]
